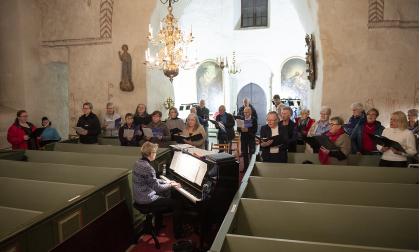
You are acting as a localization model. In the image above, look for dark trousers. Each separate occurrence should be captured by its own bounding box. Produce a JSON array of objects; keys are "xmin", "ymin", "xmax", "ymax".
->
[
  {"xmin": 204, "ymin": 126, "xmax": 209, "ymax": 150},
  {"xmin": 147, "ymin": 197, "xmax": 183, "ymax": 235},
  {"xmin": 379, "ymin": 159, "xmax": 408, "ymax": 168},
  {"xmin": 217, "ymin": 133, "xmax": 229, "ymax": 145},
  {"xmin": 241, "ymin": 135, "xmax": 256, "ymax": 171}
]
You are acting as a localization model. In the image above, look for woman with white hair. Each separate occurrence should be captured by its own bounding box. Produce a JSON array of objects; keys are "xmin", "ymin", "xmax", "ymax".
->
[
  {"xmin": 295, "ymin": 108, "xmax": 315, "ymax": 143},
  {"xmin": 378, "ymin": 111, "xmax": 416, "ymax": 167},
  {"xmin": 133, "ymin": 141, "xmax": 184, "ymax": 238},
  {"xmin": 182, "ymin": 113, "xmax": 207, "ymax": 149},
  {"xmin": 305, "ymin": 106, "xmax": 332, "ymax": 153},
  {"xmin": 344, "ymin": 102, "xmax": 365, "ymax": 135}
]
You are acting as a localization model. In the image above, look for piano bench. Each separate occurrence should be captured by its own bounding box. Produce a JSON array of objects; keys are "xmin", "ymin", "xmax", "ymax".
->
[{"xmin": 133, "ymin": 203, "xmax": 167, "ymax": 249}]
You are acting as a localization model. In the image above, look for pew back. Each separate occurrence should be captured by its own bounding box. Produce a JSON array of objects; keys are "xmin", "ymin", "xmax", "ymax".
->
[
  {"xmin": 0, "ymin": 159, "xmax": 129, "ymax": 187},
  {"xmin": 252, "ymin": 162, "xmax": 419, "ymax": 184},
  {"xmin": 232, "ymin": 199, "xmax": 418, "ymax": 250},
  {"xmin": 287, "ymin": 152, "xmax": 380, "ymax": 166},
  {"xmin": 25, "ymin": 150, "xmax": 138, "ymax": 169},
  {"xmin": 51, "ymin": 143, "xmax": 141, "ymax": 156},
  {"xmin": 222, "ymin": 234, "xmax": 415, "ymax": 252},
  {"xmin": 243, "ymin": 176, "xmax": 418, "ymax": 208},
  {"xmin": 0, "ymin": 177, "xmax": 94, "ymax": 212}
]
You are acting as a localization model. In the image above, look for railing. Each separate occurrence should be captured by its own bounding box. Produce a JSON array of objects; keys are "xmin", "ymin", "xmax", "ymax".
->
[{"xmin": 209, "ymin": 146, "xmax": 259, "ymax": 252}]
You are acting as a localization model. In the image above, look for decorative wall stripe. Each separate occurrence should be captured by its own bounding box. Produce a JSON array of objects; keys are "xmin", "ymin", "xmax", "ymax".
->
[
  {"xmin": 100, "ymin": 0, "xmax": 114, "ymax": 39},
  {"xmin": 368, "ymin": 0, "xmax": 418, "ymax": 29},
  {"xmin": 42, "ymin": 0, "xmax": 114, "ymax": 47}
]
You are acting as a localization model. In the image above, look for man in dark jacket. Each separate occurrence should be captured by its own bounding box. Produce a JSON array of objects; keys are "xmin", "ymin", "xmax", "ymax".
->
[
  {"xmin": 259, "ymin": 111, "xmax": 288, "ymax": 163},
  {"xmin": 279, "ymin": 106, "xmax": 298, "ymax": 152},
  {"xmin": 76, "ymin": 102, "xmax": 101, "ymax": 144},
  {"xmin": 237, "ymin": 97, "xmax": 258, "ymax": 121},
  {"xmin": 237, "ymin": 106, "xmax": 258, "ymax": 170},
  {"xmin": 215, "ymin": 105, "xmax": 235, "ymax": 144}
]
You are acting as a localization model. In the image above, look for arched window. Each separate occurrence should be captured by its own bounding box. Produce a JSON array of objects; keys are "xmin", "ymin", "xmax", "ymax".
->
[{"xmin": 241, "ymin": 0, "xmax": 268, "ymax": 28}]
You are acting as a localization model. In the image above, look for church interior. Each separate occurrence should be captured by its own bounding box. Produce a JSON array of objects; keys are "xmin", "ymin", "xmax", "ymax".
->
[{"xmin": 0, "ymin": 0, "xmax": 419, "ymax": 251}]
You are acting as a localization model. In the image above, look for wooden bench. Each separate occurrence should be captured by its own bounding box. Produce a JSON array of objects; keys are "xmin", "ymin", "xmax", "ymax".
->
[
  {"xmin": 252, "ymin": 162, "xmax": 419, "ymax": 184},
  {"xmin": 0, "ymin": 161, "xmax": 132, "ymax": 252},
  {"xmin": 243, "ymin": 176, "xmax": 418, "ymax": 208},
  {"xmin": 287, "ymin": 152, "xmax": 381, "ymax": 166},
  {"xmin": 229, "ymin": 199, "xmax": 418, "ymax": 250},
  {"xmin": 221, "ymin": 234, "xmax": 415, "ymax": 252}
]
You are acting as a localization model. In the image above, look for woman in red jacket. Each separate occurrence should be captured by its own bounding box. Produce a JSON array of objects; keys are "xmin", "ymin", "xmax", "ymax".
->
[{"xmin": 7, "ymin": 110, "xmax": 38, "ymax": 150}]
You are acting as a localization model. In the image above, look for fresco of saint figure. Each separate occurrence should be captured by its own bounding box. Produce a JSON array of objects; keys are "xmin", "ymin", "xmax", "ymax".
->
[{"xmin": 196, "ymin": 62, "xmax": 223, "ymax": 113}]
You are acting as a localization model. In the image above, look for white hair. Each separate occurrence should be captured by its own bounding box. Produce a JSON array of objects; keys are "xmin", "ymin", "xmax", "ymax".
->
[
  {"xmin": 320, "ymin": 106, "xmax": 331, "ymax": 115},
  {"xmin": 350, "ymin": 102, "xmax": 364, "ymax": 111}
]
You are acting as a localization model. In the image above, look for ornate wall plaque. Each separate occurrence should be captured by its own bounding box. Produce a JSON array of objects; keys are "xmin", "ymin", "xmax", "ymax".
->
[{"xmin": 305, "ymin": 34, "xmax": 316, "ymax": 89}]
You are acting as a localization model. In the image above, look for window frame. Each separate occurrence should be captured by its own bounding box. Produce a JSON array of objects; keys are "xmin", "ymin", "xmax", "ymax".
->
[{"xmin": 240, "ymin": 0, "xmax": 269, "ymax": 28}]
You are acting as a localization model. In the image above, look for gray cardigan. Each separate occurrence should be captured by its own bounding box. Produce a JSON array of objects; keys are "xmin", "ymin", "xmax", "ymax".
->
[{"xmin": 132, "ymin": 158, "xmax": 171, "ymax": 204}]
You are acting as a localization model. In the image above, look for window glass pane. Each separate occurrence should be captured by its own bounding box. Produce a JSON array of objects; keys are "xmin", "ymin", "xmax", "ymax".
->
[{"xmin": 241, "ymin": 0, "xmax": 268, "ymax": 28}]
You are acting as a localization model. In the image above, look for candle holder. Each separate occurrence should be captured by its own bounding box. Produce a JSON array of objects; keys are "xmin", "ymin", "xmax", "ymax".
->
[{"xmin": 163, "ymin": 97, "xmax": 175, "ymax": 110}]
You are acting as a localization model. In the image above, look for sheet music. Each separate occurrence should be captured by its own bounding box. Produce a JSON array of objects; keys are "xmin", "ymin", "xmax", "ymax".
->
[
  {"xmin": 105, "ymin": 119, "xmax": 115, "ymax": 129},
  {"xmin": 170, "ymin": 151, "xmax": 208, "ymax": 186},
  {"xmin": 218, "ymin": 121, "xmax": 226, "ymax": 131},
  {"xmin": 123, "ymin": 129, "xmax": 134, "ymax": 138},
  {"xmin": 142, "ymin": 127, "xmax": 153, "ymax": 138},
  {"xmin": 170, "ymin": 144, "xmax": 194, "ymax": 150},
  {"xmin": 186, "ymin": 147, "xmax": 218, "ymax": 157},
  {"xmin": 170, "ymin": 151, "xmax": 182, "ymax": 171},
  {"xmin": 236, "ymin": 119, "xmax": 244, "ymax": 128},
  {"xmin": 73, "ymin": 127, "xmax": 86, "ymax": 134}
]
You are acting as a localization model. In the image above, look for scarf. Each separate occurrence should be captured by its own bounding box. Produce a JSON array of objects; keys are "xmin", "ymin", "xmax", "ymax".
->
[{"xmin": 319, "ymin": 128, "xmax": 345, "ymax": 165}]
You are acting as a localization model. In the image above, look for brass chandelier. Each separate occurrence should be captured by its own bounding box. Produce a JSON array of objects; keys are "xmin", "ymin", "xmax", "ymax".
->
[{"xmin": 144, "ymin": 0, "xmax": 198, "ymax": 83}]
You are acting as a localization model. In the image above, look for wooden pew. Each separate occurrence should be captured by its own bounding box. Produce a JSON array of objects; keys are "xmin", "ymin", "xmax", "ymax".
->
[
  {"xmin": 0, "ymin": 159, "xmax": 131, "ymax": 215},
  {"xmin": 210, "ymin": 152, "xmax": 419, "ymax": 252},
  {"xmin": 230, "ymin": 199, "xmax": 418, "ymax": 250},
  {"xmin": 0, "ymin": 160, "xmax": 132, "ymax": 252},
  {"xmin": 243, "ymin": 176, "xmax": 418, "ymax": 208},
  {"xmin": 252, "ymin": 162, "xmax": 419, "ymax": 184},
  {"xmin": 0, "ymin": 159, "xmax": 129, "ymax": 188},
  {"xmin": 24, "ymin": 150, "xmax": 139, "ymax": 168},
  {"xmin": 222, "ymin": 234, "xmax": 415, "ymax": 252},
  {"xmin": 287, "ymin": 152, "xmax": 381, "ymax": 166},
  {"xmin": 50, "ymin": 142, "xmax": 142, "ymax": 156},
  {"xmin": 0, "ymin": 177, "xmax": 97, "ymax": 251}
]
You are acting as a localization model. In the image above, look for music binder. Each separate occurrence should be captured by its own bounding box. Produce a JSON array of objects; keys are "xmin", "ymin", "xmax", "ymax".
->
[
  {"xmin": 255, "ymin": 135, "xmax": 285, "ymax": 148},
  {"xmin": 302, "ymin": 136, "xmax": 320, "ymax": 152},
  {"xmin": 369, "ymin": 134, "xmax": 406, "ymax": 153},
  {"xmin": 314, "ymin": 135, "xmax": 347, "ymax": 160},
  {"xmin": 173, "ymin": 134, "xmax": 203, "ymax": 143},
  {"xmin": 31, "ymin": 128, "xmax": 45, "ymax": 138},
  {"xmin": 170, "ymin": 128, "xmax": 183, "ymax": 135}
]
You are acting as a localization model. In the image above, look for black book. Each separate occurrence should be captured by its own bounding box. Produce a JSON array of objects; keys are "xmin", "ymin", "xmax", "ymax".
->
[
  {"xmin": 369, "ymin": 134, "xmax": 406, "ymax": 153},
  {"xmin": 302, "ymin": 136, "xmax": 320, "ymax": 152},
  {"xmin": 170, "ymin": 128, "xmax": 183, "ymax": 135},
  {"xmin": 173, "ymin": 134, "xmax": 203, "ymax": 143},
  {"xmin": 255, "ymin": 135, "xmax": 285, "ymax": 148},
  {"xmin": 314, "ymin": 135, "xmax": 347, "ymax": 160},
  {"xmin": 31, "ymin": 128, "xmax": 45, "ymax": 138}
]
